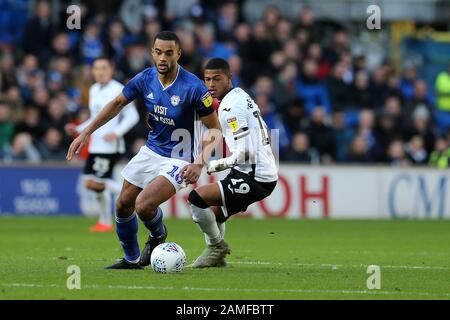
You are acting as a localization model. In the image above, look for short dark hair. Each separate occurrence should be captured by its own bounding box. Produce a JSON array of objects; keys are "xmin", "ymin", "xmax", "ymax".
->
[
  {"xmin": 93, "ymin": 56, "xmax": 113, "ymax": 66},
  {"xmin": 204, "ymin": 58, "xmax": 231, "ymax": 74},
  {"xmin": 153, "ymin": 31, "xmax": 180, "ymax": 48}
]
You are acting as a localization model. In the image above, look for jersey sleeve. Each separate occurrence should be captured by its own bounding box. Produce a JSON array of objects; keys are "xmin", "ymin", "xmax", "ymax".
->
[
  {"xmin": 122, "ymin": 71, "xmax": 144, "ymax": 101},
  {"xmin": 192, "ymin": 82, "xmax": 215, "ymax": 117}
]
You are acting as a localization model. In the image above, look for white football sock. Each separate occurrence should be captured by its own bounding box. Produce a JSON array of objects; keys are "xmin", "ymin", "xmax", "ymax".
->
[
  {"xmin": 190, "ymin": 203, "xmax": 222, "ymax": 246},
  {"xmin": 105, "ymin": 179, "xmax": 122, "ymax": 194},
  {"xmin": 205, "ymin": 222, "xmax": 226, "ymax": 245},
  {"xmin": 96, "ymin": 190, "xmax": 112, "ymax": 226},
  {"xmin": 218, "ymin": 222, "xmax": 226, "ymax": 238}
]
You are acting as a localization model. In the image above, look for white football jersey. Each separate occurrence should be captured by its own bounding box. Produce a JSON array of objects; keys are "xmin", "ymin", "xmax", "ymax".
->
[
  {"xmin": 218, "ymin": 87, "xmax": 278, "ymax": 183},
  {"xmin": 77, "ymin": 79, "xmax": 139, "ymax": 154}
]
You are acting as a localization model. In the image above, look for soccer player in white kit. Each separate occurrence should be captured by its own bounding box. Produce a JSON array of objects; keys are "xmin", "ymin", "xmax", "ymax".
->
[
  {"xmin": 65, "ymin": 57, "xmax": 139, "ymax": 232},
  {"xmin": 187, "ymin": 58, "xmax": 279, "ymax": 268}
]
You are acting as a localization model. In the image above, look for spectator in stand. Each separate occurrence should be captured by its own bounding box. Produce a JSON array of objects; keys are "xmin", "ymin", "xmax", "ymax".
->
[
  {"xmin": 295, "ymin": 8, "xmax": 321, "ymax": 43},
  {"xmin": 353, "ymin": 54, "xmax": 368, "ymax": 74},
  {"xmin": 400, "ymin": 64, "xmax": 419, "ymax": 100},
  {"xmin": 351, "ymin": 70, "xmax": 372, "ymax": 109},
  {"xmin": 306, "ymin": 41, "xmax": 330, "ymax": 80},
  {"xmin": 356, "ymin": 109, "xmax": 377, "ymax": 159},
  {"xmin": 46, "ymin": 96, "xmax": 70, "ymax": 129},
  {"xmin": 295, "ymin": 58, "xmax": 331, "ymax": 114},
  {"xmin": 228, "ymin": 55, "xmax": 244, "ymax": 88},
  {"xmin": 20, "ymin": 70, "xmax": 44, "ymax": 105},
  {"xmin": 434, "ymin": 64, "xmax": 450, "ymax": 134},
  {"xmin": 50, "ymin": 32, "xmax": 73, "ymax": 61},
  {"xmin": 4, "ymin": 86, "xmax": 23, "ymax": 106},
  {"xmin": 281, "ymin": 98, "xmax": 308, "ymax": 134},
  {"xmin": 14, "ymin": 106, "xmax": 47, "ymax": 143},
  {"xmin": 178, "ymin": 30, "xmax": 203, "ymax": 77},
  {"xmin": 0, "ymin": 101, "xmax": 14, "ymax": 151},
  {"xmin": 0, "ymin": 133, "xmax": 41, "ymax": 163},
  {"xmin": 385, "ymin": 73, "xmax": 405, "ymax": 103},
  {"xmin": 429, "ymin": 136, "xmax": 450, "ymax": 169},
  {"xmin": 332, "ymin": 111, "xmax": 354, "ymax": 162},
  {"xmin": 37, "ymin": 127, "xmax": 67, "ymax": 161},
  {"xmin": 273, "ymin": 18, "xmax": 292, "ymax": 50},
  {"xmin": 374, "ymin": 112, "xmax": 401, "ymax": 162},
  {"xmin": 104, "ymin": 20, "xmax": 126, "ymax": 63},
  {"xmin": 435, "ymin": 64, "xmax": 450, "ymax": 112},
  {"xmin": 282, "ymin": 131, "xmax": 320, "ymax": 164},
  {"xmin": 268, "ymin": 50, "xmax": 286, "ymax": 76},
  {"xmin": 405, "ymin": 79, "xmax": 434, "ymax": 121},
  {"xmin": 117, "ymin": 41, "xmax": 152, "ymax": 78},
  {"xmin": 387, "ymin": 139, "xmax": 410, "ymax": 166},
  {"xmin": 308, "ymin": 106, "xmax": 335, "ymax": 163},
  {"xmin": 31, "ymin": 88, "xmax": 50, "ymax": 117},
  {"xmin": 197, "ymin": 24, "xmax": 234, "ymax": 59},
  {"xmin": 16, "ymin": 54, "xmax": 42, "ymax": 89},
  {"xmin": 80, "ymin": 22, "xmax": 105, "ymax": 65},
  {"xmin": 368, "ymin": 65, "xmax": 390, "ymax": 110},
  {"xmin": 345, "ymin": 134, "xmax": 373, "ymax": 163},
  {"xmin": 383, "ymin": 95, "xmax": 405, "ymax": 130},
  {"xmin": 247, "ymin": 21, "xmax": 274, "ymax": 81},
  {"xmin": 23, "ymin": 0, "xmax": 54, "ymax": 65},
  {"xmin": 281, "ymin": 39, "xmax": 301, "ymax": 69},
  {"xmin": 256, "ymin": 94, "xmax": 291, "ymax": 152},
  {"xmin": 405, "ymin": 135, "xmax": 428, "ymax": 165},
  {"xmin": 0, "ymin": 53, "xmax": 18, "ymax": 91},
  {"xmin": 326, "ymin": 61, "xmax": 352, "ymax": 112},
  {"xmin": 404, "ymin": 105, "xmax": 436, "ymax": 154},
  {"xmin": 215, "ymin": 1, "xmax": 240, "ymax": 42},
  {"xmin": 324, "ymin": 29, "xmax": 350, "ymax": 67},
  {"xmin": 251, "ymin": 75, "xmax": 274, "ymax": 100},
  {"xmin": 272, "ymin": 61, "xmax": 298, "ymax": 108},
  {"xmin": 233, "ymin": 22, "xmax": 253, "ymax": 85},
  {"xmin": 261, "ymin": 5, "xmax": 281, "ymax": 40}
]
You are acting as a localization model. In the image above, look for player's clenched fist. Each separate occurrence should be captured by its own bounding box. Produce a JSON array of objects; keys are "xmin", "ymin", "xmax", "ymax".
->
[
  {"xmin": 180, "ymin": 164, "xmax": 202, "ymax": 184},
  {"xmin": 206, "ymin": 159, "xmax": 229, "ymax": 174}
]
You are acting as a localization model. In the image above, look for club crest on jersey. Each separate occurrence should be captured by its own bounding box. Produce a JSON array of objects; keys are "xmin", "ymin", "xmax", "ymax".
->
[
  {"xmin": 201, "ymin": 92, "xmax": 213, "ymax": 108},
  {"xmin": 227, "ymin": 117, "xmax": 239, "ymax": 132},
  {"xmin": 170, "ymin": 95, "xmax": 180, "ymax": 106}
]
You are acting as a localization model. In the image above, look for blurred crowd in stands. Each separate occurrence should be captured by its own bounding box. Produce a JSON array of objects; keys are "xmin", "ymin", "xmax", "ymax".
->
[{"xmin": 1, "ymin": 0, "xmax": 450, "ymax": 167}]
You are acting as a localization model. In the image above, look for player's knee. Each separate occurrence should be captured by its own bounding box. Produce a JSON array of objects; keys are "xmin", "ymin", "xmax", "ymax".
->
[
  {"xmin": 115, "ymin": 196, "xmax": 133, "ymax": 217},
  {"xmin": 85, "ymin": 179, "xmax": 105, "ymax": 192},
  {"xmin": 188, "ymin": 190, "xmax": 209, "ymax": 209},
  {"xmin": 135, "ymin": 194, "xmax": 158, "ymax": 217}
]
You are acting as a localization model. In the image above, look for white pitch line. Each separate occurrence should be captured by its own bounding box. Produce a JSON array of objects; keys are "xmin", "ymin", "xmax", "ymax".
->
[
  {"xmin": 2, "ymin": 283, "xmax": 450, "ymax": 298},
  {"xmin": 15, "ymin": 256, "xmax": 450, "ymax": 270},
  {"xmin": 227, "ymin": 261, "xmax": 450, "ymax": 270},
  {"xmin": 319, "ymin": 250, "xmax": 450, "ymax": 257}
]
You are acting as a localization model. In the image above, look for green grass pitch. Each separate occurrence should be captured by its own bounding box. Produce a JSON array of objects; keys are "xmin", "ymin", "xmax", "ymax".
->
[{"xmin": 0, "ymin": 217, "xmax": 449, "ymax": 299}]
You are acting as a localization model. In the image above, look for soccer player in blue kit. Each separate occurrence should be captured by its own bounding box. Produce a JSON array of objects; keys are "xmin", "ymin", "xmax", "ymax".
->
[{"xmin": 67, "ymin": 31, "xmax": 221, "ymax": 269}]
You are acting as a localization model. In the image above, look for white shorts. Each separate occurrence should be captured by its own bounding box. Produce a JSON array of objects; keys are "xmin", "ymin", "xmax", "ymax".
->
[{"xmin": 121, "ymin": 146, "xmax": 189, "ymax": 191}]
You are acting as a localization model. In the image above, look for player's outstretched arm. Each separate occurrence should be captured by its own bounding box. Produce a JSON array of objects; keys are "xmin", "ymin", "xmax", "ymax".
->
[{"xmin": 66, "ymin": 93, "xmax": 130, "ymax": 160}]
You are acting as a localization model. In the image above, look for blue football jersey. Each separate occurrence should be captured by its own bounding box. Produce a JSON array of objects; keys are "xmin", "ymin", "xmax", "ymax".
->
[{"xmin": 122, "ymin": 65, "xmax": 214, "ymax": 161}]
